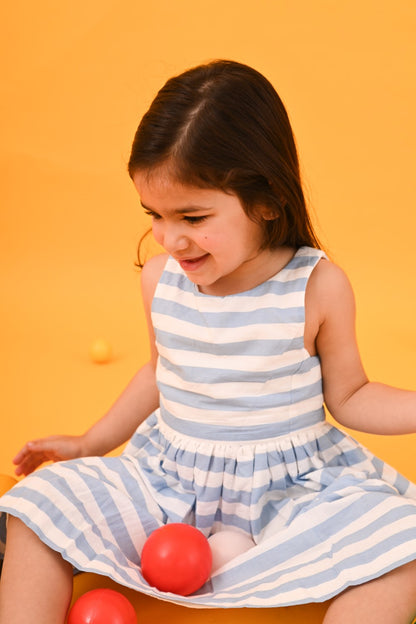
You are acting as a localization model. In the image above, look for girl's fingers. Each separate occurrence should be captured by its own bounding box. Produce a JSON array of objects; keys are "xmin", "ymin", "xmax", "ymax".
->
[
  {"xmin": 12, "ymin": 435, "xmax": 82, "ymax": 476},
  {"xmin": 13, "ymin": 440, "xmax": 49, "ymax": 475},
  {"xmin": 12, "ymin": 444, "xmax": 33, "ymax": 466}
]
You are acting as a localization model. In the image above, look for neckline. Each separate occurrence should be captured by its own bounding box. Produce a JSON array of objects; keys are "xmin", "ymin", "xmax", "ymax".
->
[{"xmin": 188, "ymin": 246, "xmax": 307, "ymax": 299}]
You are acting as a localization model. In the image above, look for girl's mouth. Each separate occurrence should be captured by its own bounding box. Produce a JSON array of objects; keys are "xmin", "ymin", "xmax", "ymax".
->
[{"xmin": 178, "ymin": 254, "xmax": 209, "ymax": 272}]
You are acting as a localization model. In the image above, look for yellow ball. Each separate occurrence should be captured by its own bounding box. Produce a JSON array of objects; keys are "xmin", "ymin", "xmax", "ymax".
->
[{"xmin": 89, "ymin": 338, "xmax": 112, "ymax": 364}]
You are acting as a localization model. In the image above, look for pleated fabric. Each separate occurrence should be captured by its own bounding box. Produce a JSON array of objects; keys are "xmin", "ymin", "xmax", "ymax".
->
[{"xmin": 1, "ymin": 246, "xmax": 416, "ymax": 608}]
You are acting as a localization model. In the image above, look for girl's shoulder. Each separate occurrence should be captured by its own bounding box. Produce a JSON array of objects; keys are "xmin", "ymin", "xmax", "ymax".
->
[
  {"xmin": 308, "ymin": 257, "xmax": 354, "ymax": 304},
  {"xmin": 141, "ymin": 253, "xmax": 169, "ymax": 307},
  {"xmin": 306, "ymin": 256, "xmax": 356, "ymax": 336}
]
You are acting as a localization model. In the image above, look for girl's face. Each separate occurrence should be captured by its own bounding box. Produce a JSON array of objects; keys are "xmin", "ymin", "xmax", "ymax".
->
[{"xmin": 133, "ymin": 172, "xmax": 280, "ymax": 296}]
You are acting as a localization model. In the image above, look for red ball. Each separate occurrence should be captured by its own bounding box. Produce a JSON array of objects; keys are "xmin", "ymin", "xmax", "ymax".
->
[
  {"xmin": 67, "ymin": 588, "xmax": 136, "ymax": 624},
  {"xmin": 141, "ymin": 523, "xmax": 212, "ymax": 595}
]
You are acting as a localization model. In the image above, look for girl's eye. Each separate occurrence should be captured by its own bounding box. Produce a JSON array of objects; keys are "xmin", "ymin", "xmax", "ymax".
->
[
  {"xmin": 184, "ymin": 215, "xmax": 208, "ymax": 224},
  {"xmin": 143, "ymin": 209, "xmax": 208, "ymax": 224},
  {"xmin": 144, "ymin": 209, "xmax": 161, "ymax": 220}
]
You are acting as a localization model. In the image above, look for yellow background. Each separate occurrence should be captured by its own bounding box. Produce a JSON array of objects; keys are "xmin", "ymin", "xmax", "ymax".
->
[{"xmin": 1, "ymin": 2, "xmax": 416, "ymax": 483}]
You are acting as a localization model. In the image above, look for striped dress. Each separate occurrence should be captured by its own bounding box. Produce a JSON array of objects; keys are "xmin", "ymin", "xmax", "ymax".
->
[{"xmin": 1, "ymin": 246, "xmax": 416, "ymax": 607}]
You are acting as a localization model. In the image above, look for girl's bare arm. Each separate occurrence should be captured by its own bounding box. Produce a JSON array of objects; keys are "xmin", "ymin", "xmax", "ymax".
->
[
  {"xmin": 308, "ymin": 259, "xmax": 416, "ymax": 435},
  {"xmin": 14, "ymin": 254, "xmax": 168, "ymax": 476}
]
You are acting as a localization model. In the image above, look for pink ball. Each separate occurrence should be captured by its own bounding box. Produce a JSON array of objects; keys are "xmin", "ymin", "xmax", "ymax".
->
[
  {"xmin": 141, "ymin": 523, "xmax": 212, "ymax": 595},
  {"xmin": 208, "ymin": 530, "xmax": 255, "ymax": 573},
  {"xmin": 67, "ymin": 588, "xmax": 136, "ymax": 624}
]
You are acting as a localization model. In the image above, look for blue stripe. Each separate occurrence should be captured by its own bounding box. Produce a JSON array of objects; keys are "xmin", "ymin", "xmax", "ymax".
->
[
  {"xmin": 156, "ymin": 328, "xmax": 304, "ymax": 356},
  {"xmin": 161, "ymin": 270, "xmax": 308, "ymax": 299},
  {"xmin": 159, "ymin": 352, "xmax": 320, "ymax": 384},
  {"xmin": 153, "ymin": 297, "xmax": 305, "ymax": 326},
  {"xmin": 159, "ymin": 405, "xmax": 325, "ymax": 440},
  {"xmin": 158, "ymin": 268, "xmax": 194, "ymax": 292}
]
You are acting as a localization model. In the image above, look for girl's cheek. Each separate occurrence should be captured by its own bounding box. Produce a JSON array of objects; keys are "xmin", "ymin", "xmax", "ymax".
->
[
  {"xmin": 198, "ymin": 231, "xmax": 214, "ymax": 245},
  {"xmin": 152, "ymin": 222, "xmax": 164, "ymax": 246}
]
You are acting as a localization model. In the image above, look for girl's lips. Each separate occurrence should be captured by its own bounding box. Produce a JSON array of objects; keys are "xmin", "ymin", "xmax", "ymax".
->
[{"xmin": 178, "ymin": 254, "xmax": 209, "ymax": 272}]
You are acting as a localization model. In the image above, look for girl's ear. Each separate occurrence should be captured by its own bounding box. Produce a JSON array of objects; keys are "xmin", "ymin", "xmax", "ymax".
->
[{"xmin": 258, "ymin": 206, "xmax": 279, "ymax": 221}]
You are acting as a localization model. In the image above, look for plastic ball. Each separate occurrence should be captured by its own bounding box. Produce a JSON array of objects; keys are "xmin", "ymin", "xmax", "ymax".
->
[
  {"xmin": 89, "ymin": 338, "xmax": 112, "ymax": 364},
  {"xmin": 141, "ymin": 523, "xmax": 212, "ymax": 595},
  {"xmin": 208, "ymin": 530, "xmax": 255, "ymax": 573},
  {"xmin": 67, "ymin": 588, "xmax": 136, "ymax": 624}
]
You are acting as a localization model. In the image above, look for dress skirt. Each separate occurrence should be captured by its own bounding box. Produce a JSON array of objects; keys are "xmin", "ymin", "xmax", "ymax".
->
[{"xmin": 1, "ymin": 410, "xmax": 416, "ymax": 608}]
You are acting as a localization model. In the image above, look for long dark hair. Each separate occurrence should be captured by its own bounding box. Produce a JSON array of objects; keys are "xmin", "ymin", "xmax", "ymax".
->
[{"xmin": 128, "ymin": 60, "xmax": 321, "ymax": 264}]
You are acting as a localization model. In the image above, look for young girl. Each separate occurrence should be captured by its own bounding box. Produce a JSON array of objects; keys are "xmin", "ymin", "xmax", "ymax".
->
[{"xmin": 0, "ymin": 60, "xmax": 416, "ymax": 624}]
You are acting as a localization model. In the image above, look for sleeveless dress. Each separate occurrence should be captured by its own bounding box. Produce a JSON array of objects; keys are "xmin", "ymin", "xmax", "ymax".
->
[{"xmin": 1, "ymin": 246, "xmax": 416, "ymax": 608}]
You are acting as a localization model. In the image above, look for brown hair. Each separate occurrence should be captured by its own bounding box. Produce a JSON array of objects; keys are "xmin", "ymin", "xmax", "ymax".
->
[{"xmin": 128, "ymin": 60, "xmax": 321, "ymax": 265}]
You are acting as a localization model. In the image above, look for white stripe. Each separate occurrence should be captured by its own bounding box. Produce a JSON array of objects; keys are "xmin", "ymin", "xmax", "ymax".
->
[
  {"xmin": 160, "ymin": 393, "xmax": 323, "ymax": 425},
  {"xmin": 153, "ymin": 313, "xmax": 303, "ymax": 343},
  {"xmin": 156, "ymin": 344, "xmax": 308, "ymax": 372}
]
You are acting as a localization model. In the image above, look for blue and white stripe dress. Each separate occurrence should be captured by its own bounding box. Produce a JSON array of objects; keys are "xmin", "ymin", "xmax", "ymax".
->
[{"xmin": 1, "ymin": 246, "xmax": 416, "ymax": 607}]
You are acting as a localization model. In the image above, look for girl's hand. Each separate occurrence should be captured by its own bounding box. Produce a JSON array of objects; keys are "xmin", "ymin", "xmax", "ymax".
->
[{"xmin": 13, "ymin": 435, "xmax": 87, "ymax": 477}]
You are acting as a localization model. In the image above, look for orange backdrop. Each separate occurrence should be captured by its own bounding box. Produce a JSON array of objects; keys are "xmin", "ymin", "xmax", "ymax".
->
[{"xmin": 1, "ymin": 0, "xmax": 415, "ymax": 484}]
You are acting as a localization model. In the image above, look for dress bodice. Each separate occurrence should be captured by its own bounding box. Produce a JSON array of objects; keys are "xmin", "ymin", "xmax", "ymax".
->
[{"xmin": 152, "ymin": 246, "xmax": 327, "ymax": 441}]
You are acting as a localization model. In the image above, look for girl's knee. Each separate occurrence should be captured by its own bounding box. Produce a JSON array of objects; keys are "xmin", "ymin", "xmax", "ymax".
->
[
  {"xmin": 6, "ymin": 515, "xmax": 31, "ymax": 539},
  {"xmin": 397, "ymin": 559, "xmax": 416, "ymax": 594},
  {"xmin": 393, "ymin": 559, "xmax": 416, "ymax": 582},
  {"xmin": 386, "ymin": 560, "xmax": 416, "ymax": 619}
]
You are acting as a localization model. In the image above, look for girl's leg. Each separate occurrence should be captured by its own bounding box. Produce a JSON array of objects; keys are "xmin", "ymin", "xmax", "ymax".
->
[
  {"xmin": 323, "ymin": 560, "xmax": 416, "ymax": 624},
  {"xmin": 0, "ymin": 516, "xmax": 73, "ymax": 624}
]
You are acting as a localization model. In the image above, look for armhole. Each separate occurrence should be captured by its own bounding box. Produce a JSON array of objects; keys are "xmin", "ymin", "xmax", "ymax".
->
[
  {"xmin": 141, "ymin": 254, "xmax": 169, "ymax": 367},
  {"xmin": 141, "ymin": 254, "xmax": 169, "ymax": 307},
  {"xmin": 303, "ymin": 252, "xmax": 328, "ymax": 357}
]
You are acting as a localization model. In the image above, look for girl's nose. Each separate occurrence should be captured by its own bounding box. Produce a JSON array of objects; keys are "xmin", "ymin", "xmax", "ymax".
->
[{"xmin": 157, "ymin": 223, "xmax": 189, "ymax": 254}]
